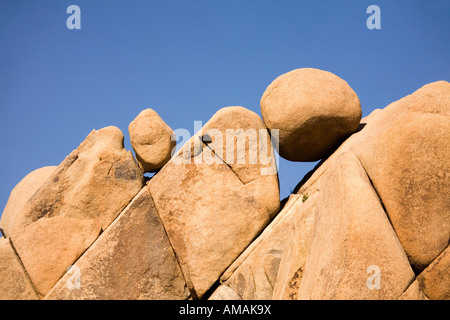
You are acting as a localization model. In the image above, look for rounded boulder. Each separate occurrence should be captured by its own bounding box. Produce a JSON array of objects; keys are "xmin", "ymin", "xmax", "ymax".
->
[
  {"xmin": 129, "ymin": 109, "xmax": 176, "ymax": 172},
  {"xmin": 260, "ymin": 68, "xmax": 362, "ymax": 161}
]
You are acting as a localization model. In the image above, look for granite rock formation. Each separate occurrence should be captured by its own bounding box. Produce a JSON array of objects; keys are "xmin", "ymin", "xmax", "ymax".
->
[{"xmin": 0, "ymin": 71, "xmax": 448, "ymax": 300}]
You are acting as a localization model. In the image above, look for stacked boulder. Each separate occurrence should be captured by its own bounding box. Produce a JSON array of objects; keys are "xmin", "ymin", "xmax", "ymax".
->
[
  {"xmin": 0, "ymin": 106, "xmax": 280, "ymax": 299},
  {"xmin": 260, "ymin": 68, "xmax": 362, "ymax": 161},
  {"xmin": 0, "ymin": 68, "xmax": 448, "ymax": 300},
  {"xmin": 212, "ymin": 71, "xmax": 449, "ymax": 300}
]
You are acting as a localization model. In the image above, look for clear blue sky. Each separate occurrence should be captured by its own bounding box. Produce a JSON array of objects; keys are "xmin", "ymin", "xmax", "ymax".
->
[{"xmin": 1, "ymin": 0, "xmax": 449, "ymax": 218}]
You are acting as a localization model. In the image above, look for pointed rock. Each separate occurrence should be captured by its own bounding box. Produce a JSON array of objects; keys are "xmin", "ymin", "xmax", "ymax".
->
[
  {"xmin": 209, "ymin": 285, "xmax": 242, "ymax": 300},
  {"xmin": 45, "ymin": 187, "xmax": 190, "ymax": 300},
  {"xmin": 297, "ymin": 153, "xmax": 414, "ymax": 300}
]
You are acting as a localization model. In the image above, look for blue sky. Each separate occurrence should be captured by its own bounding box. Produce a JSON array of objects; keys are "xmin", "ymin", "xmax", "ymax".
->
[{"xmin": 0, "ymin": 0, "xmax": 449, "ymax": 218}]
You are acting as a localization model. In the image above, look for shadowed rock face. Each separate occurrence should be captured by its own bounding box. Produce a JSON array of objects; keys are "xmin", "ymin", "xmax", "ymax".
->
[{"xmin": 0, "ymin": 166, "xmax": 56, "ymax": 238}]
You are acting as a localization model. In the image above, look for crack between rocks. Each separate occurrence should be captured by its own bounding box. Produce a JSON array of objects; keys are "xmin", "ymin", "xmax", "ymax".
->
[
  {"xmin": 355, "ymin": 154, "xmax": 420, "ymax": 281},
  {"xmin": 218, "ymin": 195, "xmax": 303, "ymax": 287},
  {"xmin": 8, "ymin": 237, "xmax": 41, "ymax": 299},
  {"xmin": 201, "ymin": 139, "xmax": 247, "ymax": 186},
  {"xmin": 199, "ymin": 279, "xmax": 221, "ymax": 300},
  {"xmin": 43, "ymin": 185, "xmax": 145, "ymax": 299},
  {"xmin": 355, "ymin": 155, "xmax": 397, "ymax": 238},
  {"xmin": 146, "ymin": 186, "xmax": 197, "ymax": 300},
  {"xmin": 0, "ymin": 227, "xmax": 7, "ymax": 239}
]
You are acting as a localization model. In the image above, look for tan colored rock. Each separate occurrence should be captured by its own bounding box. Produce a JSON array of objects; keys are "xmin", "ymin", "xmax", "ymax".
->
[
  {"xmin": 209, "ymin": 285, "xmax": 242, "ymax": 300},
  {"xmin": 6, "ymin": 126, "xmax": 144, "ymax": 237},
  {"xmin": 149, "ymin": 152, "xmax": 273, "ymax": 298},
  {"xmin": 0, "ymin": 237, "xmax": 38, "ymax": 300},
  {"xmin": 0, "ymin": 166, "xmax": 56, "ymax": 238},
  {"xmin": 385, "ymin": 80, "xmax": 450, "ymax": 116},
  {"xmin": 272, "ymin": 194, "xmax": 318, "ymax": 300},
  {"xmin": 219, "ymin": 193, "xmax": 317, "ymax": 300},
  {"xmin": 260, "ymin": 68, "xmax": 361, "ymax": 161},
  {"xmin": 148, "ymin": 107, "xmax": 280, "ymax": 298},
  {"xmin": 199, "ymin": 106, "xmax": 280, "ymax": 215},
  {"xmin": 45, "ymin": 187, "xmax": 190, "ymax": 300},
  {"xmin": 418, "ymin": 245, "xmax": 449, "ymax": 300},
  {"xmin": 358, "ymin": 112, "xmax": 450, "ymax": 271},
  {"xmin": 295, "ymin": 81, "xmax": 450, "ymax": 272},
  {"xmin": 12, "ymin": 216, "xmax": 101, "ymax": 296},
  {"xmin": 297, "ymin": 153, "xmax": 414, "ymax": 300},
  {"xmin": 398, "ymin": 281, "xmax": 428, "ymax": 300},
  {"xmin": 220, "ymin": 194, "xmax": 302, "ymax": 282},
  {"xmin": 129, "ymin": 108, "xmax": 176, "ymax": 172},
  {"xmin": 399, "ymin": 245, "xmax": 449, "ymax": 300}
]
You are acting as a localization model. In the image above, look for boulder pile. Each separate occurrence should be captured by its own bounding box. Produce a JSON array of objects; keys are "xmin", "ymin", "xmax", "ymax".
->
[{"xmin": 1, "ymin": 68, "xmax": 448, "ymax": 300}]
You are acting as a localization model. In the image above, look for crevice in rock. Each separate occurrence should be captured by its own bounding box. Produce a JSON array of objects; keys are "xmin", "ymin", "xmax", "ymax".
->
[
  {"xmin": 356, "ymin": 154, "xmax": 419, "ymax": 277},
  {"xmin": 0, "ymin": 227, "xmax": 6, "ymax": 238},
  {"xmin": 146, "ymin": 186, "xmax": 198, "ymax": 300},
  {"xmin": 8, "ymin": 237, "xmax": 40, "ymax": 299},
  {"xmin": 293, "ymin": 123, "xmax": 367, "ymax": 195},
  {"xmin": 45, "ymin": 186, "xmax": 145, "ymax": 296},
  {"xmin": 220, "ymin": 195, "xmax": 303, "ymax": 284},
  {"xmin": 201, "ymin": 138, "xmax": 247, "ymax": 186},
  {"xmin": 356, "ymin": 155, "xmax": 395, "ymax": 232},
  {"xmin": 398, "ymin": 276, "xmax": 418, "ymax": 299},
  {"xmin": 293, "ymin": 158, "xmax": 327, "ymax": 194},
  {"xmin": 199, "ymin": 279, "xmax": 221, "ymax": 300}
]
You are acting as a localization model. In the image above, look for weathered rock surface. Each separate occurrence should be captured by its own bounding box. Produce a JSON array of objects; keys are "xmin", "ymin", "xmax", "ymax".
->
[
  {"xmin": 209, "ymin": 284, "xmax": 242, "ymax": 300},
  {"xmin": 219, "ymin": 152, "xmax": 415, "ymax": 300},
  {"xmin": 272, "ymin": 194, "xmax": 318, "ymax": 300},
  {"xmin": 4, "ymin": 126, "xmax": 144, "ymax": 237},
  {"xmin": 296, "ymin": 81, "xmax": 450, "ymax": 273},
  {"xmin": 45, "ymin": 187, "xmax": 190, "ymax": 300},
  {"xmin": 398, "ymin": 281, "xmax": 429, "ymax": 300},
  {"xmin": 129, "ymin": 108, "xmax": 176, "ymax": 173},
  {"xmin": 1, "ymin": 78, "xmax": 448, "ymax": 301},
  {"xmin": 199, "ymin": 106, "xmax": 280, "ymax": 215},
  {"xmin": 260, "ymin": 68, "xmax": 361, "ymax": 161},
  {"xmin": 0, "ymin": 237, "xmax": 38, "ymax": 300},
  {"xmin": 12, "ymin": 216, "xmax": 101, "ymax": 296},
  {"xmin": 216, "ymin": 193, "xmax": 317, "ymax": 300},
  {"xmin": 400, "ymin": 245, "xmax": 449, "ymax": 300},
  {"xmin": 0, "ymin": 166, "xmax": 56, "ymax": 238},
  {"xmin": 296, "ymin": 153, "xmax": 414, "ymax": 299},
  {"xmin": 149, "ymin": 106, "xmax": 280, "ymax": 298},
  {"xmin": 357, "ymin": 112, "xmax": 449, "ymax": 272}
]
